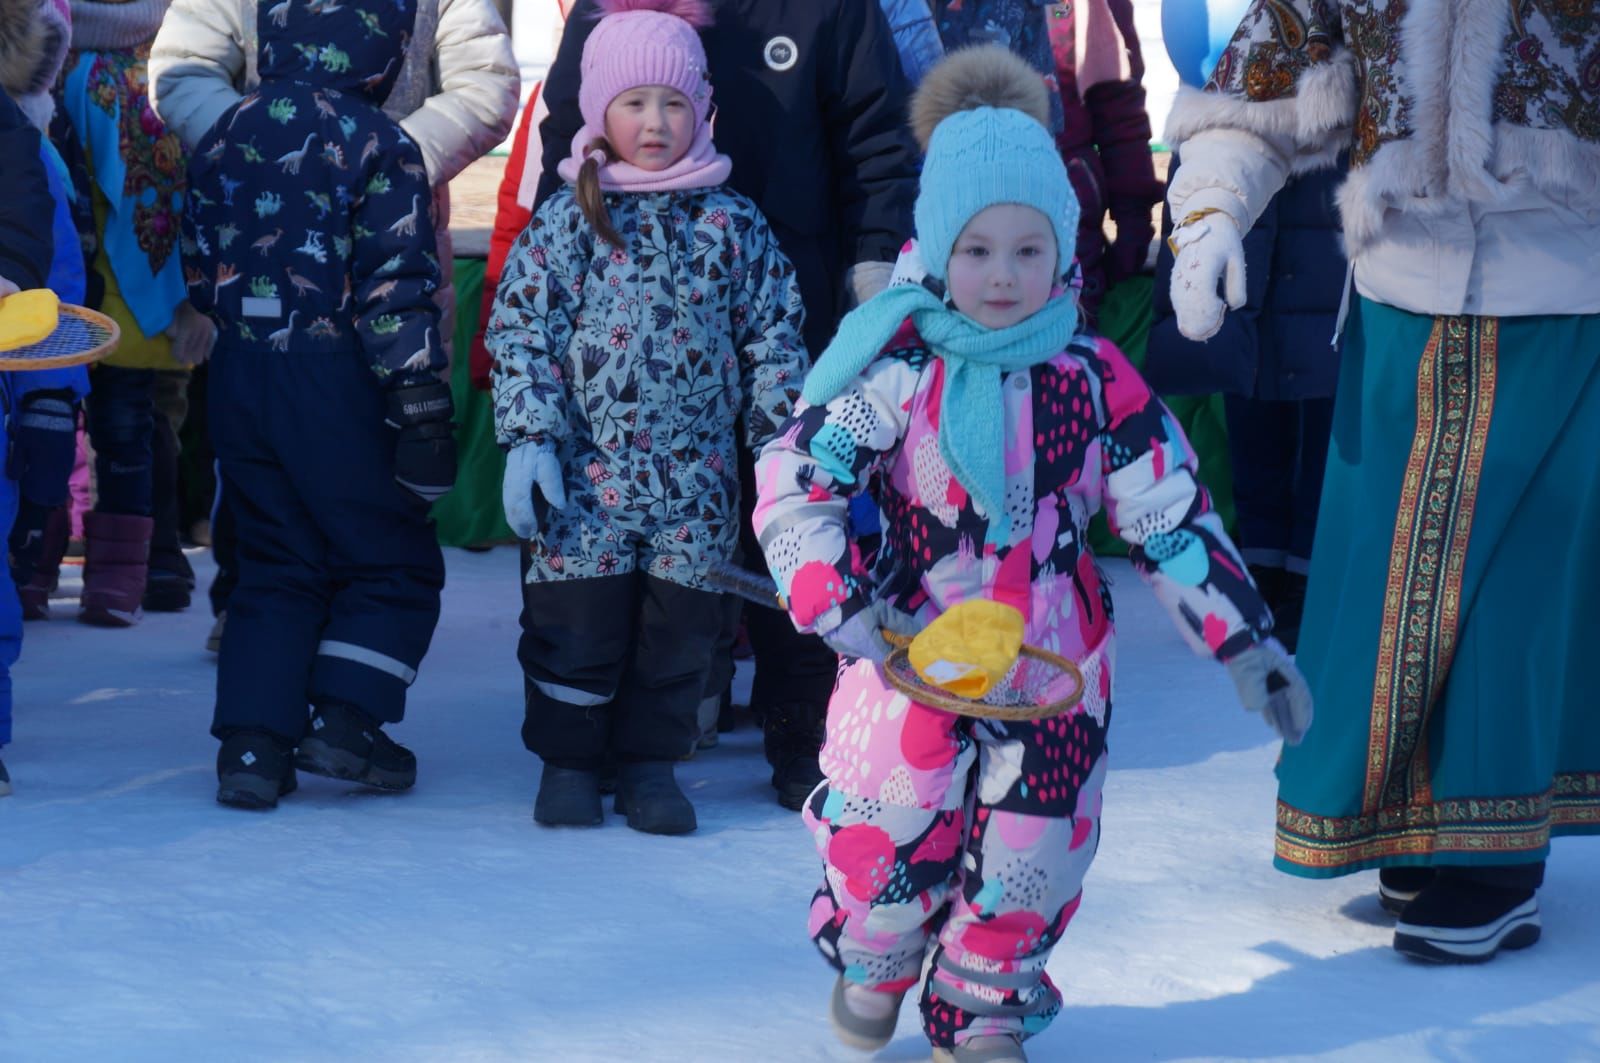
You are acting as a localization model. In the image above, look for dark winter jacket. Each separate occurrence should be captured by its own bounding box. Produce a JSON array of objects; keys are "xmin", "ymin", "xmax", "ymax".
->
[
  {"xmin": 930, "ymin": 0, "xmax": 1161, "ymax": 321},
  {"xmin": 535, "ymin": 0, "xmax": 920, "ymax": 360},
  {"xmin": 1046, "ymin": 0, "xmax": 1161, "ymax": 318},
  {"xmin": 182, "ymin": 0, "xmax": 442, "ymax": 380},
  {"xmin": 0, "ymin": 91, "xmax": 53, "ymax": 290},
  {"xmin": 1146, "ymin": 159, "xmax": 1347, "ymax": 401}
]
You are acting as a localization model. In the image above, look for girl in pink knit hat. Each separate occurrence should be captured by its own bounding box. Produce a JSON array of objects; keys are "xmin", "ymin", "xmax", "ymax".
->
[{"xmin": 486, "ymin": 0, "xmax": 808, "ymax": 836}]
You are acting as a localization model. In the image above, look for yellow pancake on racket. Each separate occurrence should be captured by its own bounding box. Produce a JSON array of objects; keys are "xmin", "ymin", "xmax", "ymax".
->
[
  {"xmin": 907, "ymin": 600, "xmax": 1025, "ymax": 700},
  {"xmin": 0, "ymin": 289, "xmax": 61, "ymax": 352}
]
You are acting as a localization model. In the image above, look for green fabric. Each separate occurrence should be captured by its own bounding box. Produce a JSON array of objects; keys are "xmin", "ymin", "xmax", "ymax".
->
[
  {"xmin": 804, "ymin": 279, "xmax": 1080, "ymax": 537},
  {"xmin": 1087, "ymin": 276, "xmax": 1234, "ymax": 556},
  {"xmin": 1276, "ymin": 301, "xmax": 1600, "ymax": 878},
  {"xmin": 431, "ymin": 257, "xmax": 514, "ymax": 548}
]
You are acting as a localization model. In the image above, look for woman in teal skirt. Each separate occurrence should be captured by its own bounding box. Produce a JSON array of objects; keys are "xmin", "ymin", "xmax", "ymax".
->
[{"xmin": 1158, "ymin": 0, "xmax": 1600, "ymax": 962}]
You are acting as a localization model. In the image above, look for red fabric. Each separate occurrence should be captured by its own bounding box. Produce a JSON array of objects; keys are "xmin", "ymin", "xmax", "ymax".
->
[{"xmin": 469, "ymin": 82, "xmax": 543, "ymax": 389}]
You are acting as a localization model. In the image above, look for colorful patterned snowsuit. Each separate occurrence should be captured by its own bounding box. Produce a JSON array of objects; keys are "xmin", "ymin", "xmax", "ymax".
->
[
  {"xmin": 180, "ymin": 0, "xmax": 448, "ymax": 739},
  {"xmin": 755, "ymin": 322, "xmax": 1270, "ymax": 1048}
]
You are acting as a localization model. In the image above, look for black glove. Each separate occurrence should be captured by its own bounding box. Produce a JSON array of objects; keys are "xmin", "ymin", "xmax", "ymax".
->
[
  {"xmin": 385, "ymin": 377, "xmax": 456, "ymax": 503},
  {"xmin": 7, "ymin": 388, "xmax": 77, "ymax": 508}
]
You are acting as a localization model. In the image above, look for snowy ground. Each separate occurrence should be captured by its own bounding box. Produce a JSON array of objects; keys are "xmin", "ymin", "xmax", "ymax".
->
[{"xmin": 2, "ymin": 549, "xmax": 1597, "ymax": 1062}]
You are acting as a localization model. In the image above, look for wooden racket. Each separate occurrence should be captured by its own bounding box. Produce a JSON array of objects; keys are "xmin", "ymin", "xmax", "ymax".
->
[
  {"xmin": 879, "ymin": 632, "xmax": 1085, "ymax": 721},
  {"xmin": 0, "ymin": 304, "xmax": 121, "ymax": 371}
]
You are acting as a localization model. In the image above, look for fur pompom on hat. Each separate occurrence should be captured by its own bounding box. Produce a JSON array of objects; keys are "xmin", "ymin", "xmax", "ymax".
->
[
  {"xmin": 579, "ymin": 0, "xmax": 715, "ymax": 133},
  {"xmin": 910, "ymin": 45, "xmax": 1078, "ymax": 282}
]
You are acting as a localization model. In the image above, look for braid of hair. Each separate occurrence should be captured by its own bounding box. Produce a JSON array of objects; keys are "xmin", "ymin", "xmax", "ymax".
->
[{"xmin": 575, "ymin": 137, "xmax": 625, "ymax": 249}]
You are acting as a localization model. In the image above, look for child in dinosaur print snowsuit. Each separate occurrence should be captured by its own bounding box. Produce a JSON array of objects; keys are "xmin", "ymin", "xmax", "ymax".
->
[
  {"xmin": 486, "ymin": 0, "xmax": 806, "ymax": 835},
  {"xmin": 181, "ymin": 0, "xmax": 455, "ymax": 810},
  {"xmin": 754, "ymin": 49, "xmax": 1313, "ymax": 1062}
]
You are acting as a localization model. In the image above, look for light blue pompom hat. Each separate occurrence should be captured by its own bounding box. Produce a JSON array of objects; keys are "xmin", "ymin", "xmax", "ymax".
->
[
  {"xmin": 911, "ymin": 67, "xmax": 1079, "ymax": 282},
  {"xmin": 802, "ymin": 45, "xmax": 1083, "ymax": 539}
]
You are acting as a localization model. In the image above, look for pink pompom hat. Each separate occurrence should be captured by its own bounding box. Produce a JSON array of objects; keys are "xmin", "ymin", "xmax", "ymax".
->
[{"xmin": 578, "ymin": 0, "xmax": 716, "ymax": 133}]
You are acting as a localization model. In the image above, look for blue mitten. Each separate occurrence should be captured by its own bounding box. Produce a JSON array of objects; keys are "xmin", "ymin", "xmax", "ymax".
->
[{"xmin": 502, "ymin": 442, "xmax": 566, "ymax": 541}]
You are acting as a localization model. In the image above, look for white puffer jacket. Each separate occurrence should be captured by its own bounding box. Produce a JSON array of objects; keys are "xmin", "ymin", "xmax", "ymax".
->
[{"xmin": 148, "ymin": 0, "xmax": 518, "ymax": 185}]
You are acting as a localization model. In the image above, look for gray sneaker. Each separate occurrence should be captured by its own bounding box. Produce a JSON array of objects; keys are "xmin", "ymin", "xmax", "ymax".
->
[
  {"xmin": 828, "ymin": 975, "xmax": 904, "ymax": 1053},
  {"xmin": 933, "ymin": 1035, "xmax": 1028, "ymax": 1062}
]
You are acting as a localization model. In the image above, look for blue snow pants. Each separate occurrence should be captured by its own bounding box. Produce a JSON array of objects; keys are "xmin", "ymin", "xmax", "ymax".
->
[
  {"xmin": 0, "ymin": 473, "xmax": 18, "ymax": 749},
  {"xmin": 208, "ymin": 345, "xmax": 445, "ymax": 743}
]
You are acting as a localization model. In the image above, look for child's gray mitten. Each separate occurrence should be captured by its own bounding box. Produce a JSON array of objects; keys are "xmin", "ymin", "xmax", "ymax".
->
[
  {"xmin": 818, "ymin": 602, "xmax": 921, "ymax": 663},
  {"xmin": 1225, "ymin": 640, "xmax": 1314, "ymax": 745}
]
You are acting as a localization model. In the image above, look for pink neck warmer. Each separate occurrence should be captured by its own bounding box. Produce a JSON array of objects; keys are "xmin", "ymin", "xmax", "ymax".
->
[{"xmin": 556, "ymin": 122, "xmax": 731, "ymax": 193}]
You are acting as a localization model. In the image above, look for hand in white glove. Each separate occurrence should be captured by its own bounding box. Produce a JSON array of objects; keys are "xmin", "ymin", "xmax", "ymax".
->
[
  {"xmin": 0, "ymin": 276, "xmax": 20, "ymax": 298},
  {"xmin": 1225, "ymin": 639, "xmax": 1314, "ymax": 745},
  {"xmin": 1169, "ymin": 211, "xmax": 1247, "ymax": 342},
  {"xmin": 818, "ymin": 601, "xmax": 922, "ymax": 664},
  {"xmin": 843, "ymin": 260, "xmax": 894, "ymax": 309},
  {"xmin": 502, "ymin": 441, "xmax": 566, "ymax": 541},
  {"xmin": 166, "ymin": 300, "xmax": 217, "ymax": 366}
]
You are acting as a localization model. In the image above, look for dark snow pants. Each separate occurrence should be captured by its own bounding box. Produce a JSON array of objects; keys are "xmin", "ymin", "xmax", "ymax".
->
[
  {"xmin": 209, "ymin": 346, "xmax": 444, "ymax": 743},
  {"xmin": 518, "ymin": 566, "xmax": 723, "ymax": 767}
]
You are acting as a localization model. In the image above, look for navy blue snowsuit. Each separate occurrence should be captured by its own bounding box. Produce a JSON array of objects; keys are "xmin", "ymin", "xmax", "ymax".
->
[{"xmin": 182, "ymin": 0, "xmax": 447, "ymax": 742}]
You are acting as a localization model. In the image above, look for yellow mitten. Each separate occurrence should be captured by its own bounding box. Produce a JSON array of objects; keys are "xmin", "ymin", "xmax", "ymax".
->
[
  {"xmin": 0, "ymin": 290, "xmax": 60, "ymax": 352},
  {"xmin": 908, "ymin": 600, "xmax": 1025, "ymax": 699}
]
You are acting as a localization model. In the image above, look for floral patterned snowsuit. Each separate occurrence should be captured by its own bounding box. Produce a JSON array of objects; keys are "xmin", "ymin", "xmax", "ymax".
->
[
  {"xmin": 754, "ymin": 321, "xmax": 1270, "ymax": 1048},
  {"xmin": 488, "ymin": 186, "xmax": 806, "ymax": 588}
]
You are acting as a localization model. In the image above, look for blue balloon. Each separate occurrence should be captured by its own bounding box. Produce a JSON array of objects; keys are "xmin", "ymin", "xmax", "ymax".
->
[{"xmin": 1161, "ymin": 0, "xmax": 1253, "ymax": 87}]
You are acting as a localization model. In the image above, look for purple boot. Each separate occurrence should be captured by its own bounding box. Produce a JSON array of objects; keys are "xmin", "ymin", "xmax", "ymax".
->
[{"xmin": 79, "ymin": 511, "xmax": 153, "ymax": 627}]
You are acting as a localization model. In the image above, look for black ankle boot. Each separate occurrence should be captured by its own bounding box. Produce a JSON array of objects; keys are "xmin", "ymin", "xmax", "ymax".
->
[
  {"xmin": 216, "ymin": 729, "xmax": 298, "ymax": 810},
  {"xmin": 534, "ymin": 764, "xmax": 603, "ymax": 827},
  {"xmin": 764, "ymin": 702, "xmax": 825, "ymax": 812},
  {"xmin": 296, "ymin": 700, "xmax": 416, "ymax": 791},
  {"xmin": 614, "ymin": 760, "xmax": 696, "ymax": 835},
  {"xmin": 1394, "ymin": 873, "xmax": 1540, "ymax": 963}
]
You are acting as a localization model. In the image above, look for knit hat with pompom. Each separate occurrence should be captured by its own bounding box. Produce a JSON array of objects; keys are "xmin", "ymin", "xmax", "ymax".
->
[
  {"xmin": 579, "ymin": 0, "xmax": 715, "ymax": 132},
  {"xmin": 909, "ymin": 45, "xmax": 1079, "ymax": 281}
]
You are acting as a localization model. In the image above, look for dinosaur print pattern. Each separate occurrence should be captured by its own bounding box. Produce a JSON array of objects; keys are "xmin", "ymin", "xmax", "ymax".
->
[{"xmin": 181, "ymin": 0, "xmax": 441, "ymax": 379}]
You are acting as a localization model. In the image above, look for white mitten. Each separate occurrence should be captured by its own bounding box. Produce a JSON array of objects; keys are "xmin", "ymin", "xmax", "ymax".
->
[
  {"xmin": 1169, "ymin": 212, "xmax": 1247, "ymax": 342},
  {"xmin": 502, "ymin": 442, "xmax": 566, "ymax": 540}
]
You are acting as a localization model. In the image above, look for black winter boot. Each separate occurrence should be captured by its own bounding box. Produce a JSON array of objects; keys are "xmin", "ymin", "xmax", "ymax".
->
[
  {"xmin": 296, "ymin": 700, "xmax": 416, "ymax": 791},
  {"xmin": 216, "ymin": 730, "xmax": 298, "ymax": 810},
  {"xmin": 1394, "ymin": 872, "xmax": 1540, "ymax": 963},
  {"xmin": 765, "ymin": 702, "xmax": 825, "ymax": 812},
  {"xmin": 1378, "ymin": 867, "xmax": 1435, "ymax": 915},
  {"xmin": 0, "ymin": 755, "xmax": 11, "ymax": 797},
  {"xmin": 534, "ymin": 764, "xmax": 604, "ymax": 827},
  {"xmin": 614, "ymin": 760, "xmax": 696, "ymax": 835}
]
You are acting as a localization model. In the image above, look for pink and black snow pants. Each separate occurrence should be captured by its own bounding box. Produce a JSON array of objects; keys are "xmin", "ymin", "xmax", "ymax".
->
[{"xmin": 803, "ymin": 647, "xmax": 1113, "ymax": 1049}]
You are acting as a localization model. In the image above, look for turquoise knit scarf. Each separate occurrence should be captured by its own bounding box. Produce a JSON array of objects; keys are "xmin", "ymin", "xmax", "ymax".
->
[{"xmin": 802, "ymin": 282, "xmax": 1079, "ymax": 537}]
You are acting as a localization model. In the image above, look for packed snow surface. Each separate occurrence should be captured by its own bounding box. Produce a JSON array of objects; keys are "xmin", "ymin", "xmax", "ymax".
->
[{"xmin": 2, "ymin": 550, "xmax": 1597, "ymax": 1061}]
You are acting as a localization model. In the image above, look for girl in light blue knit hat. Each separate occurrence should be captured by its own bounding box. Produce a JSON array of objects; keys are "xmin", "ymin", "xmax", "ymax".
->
[{"xmin": 754, "ymin": 46, "xmax": 1311, "ymax": 1063}]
